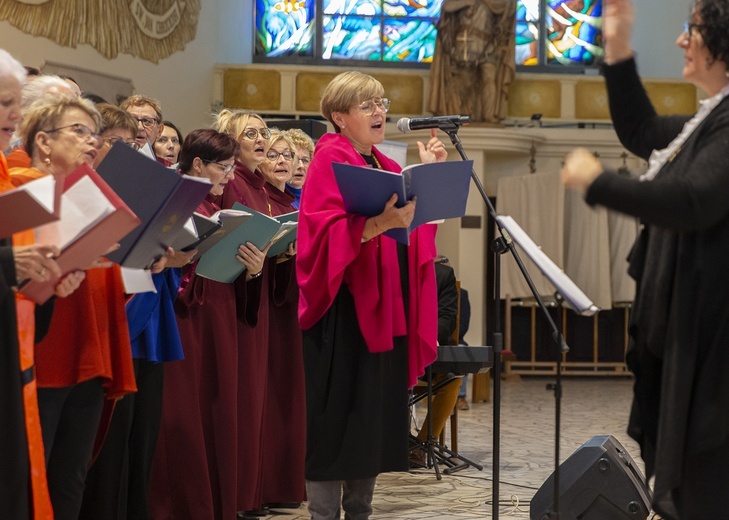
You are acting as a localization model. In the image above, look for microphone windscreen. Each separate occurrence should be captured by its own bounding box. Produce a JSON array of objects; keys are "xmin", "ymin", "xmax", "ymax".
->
[{"xmin": 396, "ymin": 118, "xmax": 411, "ymax": 133}]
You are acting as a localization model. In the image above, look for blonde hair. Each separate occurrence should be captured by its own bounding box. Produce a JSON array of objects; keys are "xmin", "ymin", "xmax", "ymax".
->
[
  {"xmin": 283, "ymin": 128, "xmax": 314, "ymax": 156},
  {"xmin": 119, "ymin": 94, "xmax": 163, "ymax": 122},
  {"xmin": 266, "ymin": 129, "xmax": 297, "ymax": 156},
  {"xmin": 97, "ymin": 103, "xmax": 138, "ymax": 136},
  {"xmin": 320, "ymin": 71, "xmax": 384, "ymax": 133},
  {"xmin": 20, "ymin": 96, "xmax": 101, "ymax": 158},
  {"xmin": 213, "ymin": 108, "xmax": 266, "ymax": 141}
]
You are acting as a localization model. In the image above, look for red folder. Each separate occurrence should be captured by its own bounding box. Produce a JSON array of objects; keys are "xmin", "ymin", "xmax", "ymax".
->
[
  {"xmin": 0, "ymin": 174, "xmax": 63, "ymax": 237},
  {"xmin": 19, "ymin": 164, "xmax": 140, "ymax": 304}
]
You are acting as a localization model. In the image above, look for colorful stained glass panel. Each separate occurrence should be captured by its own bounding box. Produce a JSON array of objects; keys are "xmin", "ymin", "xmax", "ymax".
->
[
  {"xmin": 382, "ymin": 19, "xmax": 438, "ymax": 62},
  {"xmin": 545, "ymin": 0, "xmax": 603, "ymax": 66},
  {"xmin": 255, "ymin": 0, "xmax": 315, "ymax": 57},
  {"xmin": 382, "ymin": 0, "xmax": 444, "ymax": 18},
  {"xmin": 322, "ymin": 15, "xmax": 382, "ymax": 60},
  {"xmin": 323, "ymin": 0, "xmax": 381, "ymax": 16},
  {"xmin": 516, "ymin": 0, "xmax": 540, "ymax": 66}
]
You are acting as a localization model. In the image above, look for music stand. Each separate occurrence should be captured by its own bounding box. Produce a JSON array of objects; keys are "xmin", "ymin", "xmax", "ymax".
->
[
  {"xmin": 439, "ymin": 123, "xmax": 594, "ymax": 519},
  {"xmin": 496, "ymin": 216, "xmax": 596, "ymax": 519},
  {"xmin": 409, "ymin": 366, "xmax": 484, "ymax": 480}
]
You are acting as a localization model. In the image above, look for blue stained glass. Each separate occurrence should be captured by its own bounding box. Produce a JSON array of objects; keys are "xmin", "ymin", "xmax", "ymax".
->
[
  {"xmin": 323, "ymin": 0, "xmax": 381, "ymax": 16},
  {"xmin": 545, "ymin": 0, "xmax": 603, "ymax": 66},
  {"xmin": 322, "ymin": 15, "xmax": 382, "ymax": 60},
  {"xmin": 516, "ymin": 0, "xmax": 540, "ymax": 66},
  {"xmin": 382, "ymin": 0, "xmax": 444, "ymax": 18},
  {"xmin": 255, "ymin": 0, "xmax": 315, "ymax": 57},
  {"xmin": 382, "ymin": 19, "xmax": 437, "ymax": 62}
]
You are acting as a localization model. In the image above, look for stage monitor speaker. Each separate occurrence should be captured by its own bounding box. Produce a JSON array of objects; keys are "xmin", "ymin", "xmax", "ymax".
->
[{"xmin": 530, "ymin": 435, "xmax": 652, "ymax": 520}]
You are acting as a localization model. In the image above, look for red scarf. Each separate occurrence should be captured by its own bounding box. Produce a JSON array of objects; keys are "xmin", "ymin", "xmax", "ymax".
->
[{"xmin": 297, "ymin": 133, "xmax": 437, "ymax": 387}]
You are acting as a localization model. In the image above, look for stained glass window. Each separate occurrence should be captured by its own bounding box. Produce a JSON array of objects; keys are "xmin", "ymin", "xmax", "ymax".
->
[
  {"xmin": 516, "ymin": 0, "xmax": 604, "ymax": 68},
  {"xmin": 255, "ymin": 0, "xmax": 442, "ymax": 64},
  {"xmin": 254, "ymin": 0, "xmax": 602, "ymax": 68}
]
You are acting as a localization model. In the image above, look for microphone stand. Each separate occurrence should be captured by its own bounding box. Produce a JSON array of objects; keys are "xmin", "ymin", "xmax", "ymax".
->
[{"xmin": 440, "ymin": 123, "xmax": 569, "ymax": 520}]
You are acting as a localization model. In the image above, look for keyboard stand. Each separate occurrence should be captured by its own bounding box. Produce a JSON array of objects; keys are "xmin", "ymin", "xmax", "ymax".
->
[{"xmin": 409, "ymin": 364, "xmax": 484, "ymax": 479}]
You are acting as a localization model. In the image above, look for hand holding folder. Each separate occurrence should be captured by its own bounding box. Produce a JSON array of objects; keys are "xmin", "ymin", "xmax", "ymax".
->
[
  {"xmin": 332, "ymin": 160, "xmax": 472, "ymax": 244},
  {"xmin": 18, "ymin": 163, "xmax": 140, "ymax": 304},
  {"xmin": 194, "ymin": 204, "xmax": 298, "ymax": 283},
  {"xmin": 172, "ymin": 209, "xmax": 253, "ymax": 258}
]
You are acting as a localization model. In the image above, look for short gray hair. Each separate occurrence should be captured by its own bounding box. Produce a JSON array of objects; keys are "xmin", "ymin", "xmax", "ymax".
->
[{"xmin": 0, "ymin": 49, "xmax": 27, "ymax": 85}]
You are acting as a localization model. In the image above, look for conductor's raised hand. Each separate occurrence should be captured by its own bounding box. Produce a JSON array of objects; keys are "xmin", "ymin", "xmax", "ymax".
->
[
  {"xmin": 378, "ymin": 193, "xmax": 416, "ymax": 230},
  {"xmin": 603, "ymin": 0, "xmax": 635, "ymax": 64},
  {"xmin": 417, "ymin": 129, "xmax": 448, "ymax": 164},
  {"xmin": 560, "ymin": 148, "xmax": 604, "ymax": 195}
]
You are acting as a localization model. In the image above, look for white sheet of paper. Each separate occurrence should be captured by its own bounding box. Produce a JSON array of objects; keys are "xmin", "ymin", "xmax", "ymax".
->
[
  {"xmin": 121, "ymin": 268, "xmax": 157, "ymax": 294},
  {"xmin": 3, "ymin": 175, "xmax": 56, "ymax": 212},
  {"xmin": 496, "ymin": 215, "xmax": 598, "ymax": 316},
  {"xmin": 34, "ymin": 176, "xmax": 115, "ymax": 249}
]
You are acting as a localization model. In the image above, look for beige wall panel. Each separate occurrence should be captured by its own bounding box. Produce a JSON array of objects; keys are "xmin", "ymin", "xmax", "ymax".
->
[
  {"xmin": 644, "ymin": 82, "xmax": 697, "ymax": 115},
  {"xmin": 575, "ymin": 81, "xmax": 610, "ymax": 120},
  {"xmin": 224, "ymin": 69, "xmax": 281, "ymax": 111},
  {"xmin": 374, "ymin": 75, "xmax": 423, "ymax": 114},
  {"xmin": 296, "ymin": 73, "xmax": 338, "ymax": 112},
  {"xmin": 507, "ymin": 80, "xmax": 561, "ymax": 119}
]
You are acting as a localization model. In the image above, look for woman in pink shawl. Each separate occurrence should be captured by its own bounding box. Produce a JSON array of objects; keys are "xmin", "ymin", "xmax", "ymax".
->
[{"xmin": 297, "ymin": 71, "xmax": 448, "ymax": 520}]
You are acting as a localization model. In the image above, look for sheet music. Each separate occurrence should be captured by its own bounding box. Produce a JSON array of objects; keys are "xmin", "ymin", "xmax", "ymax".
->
[
  {"xmin": 34, "ymin": 175, "xmax": 115, "ymax": 250},
  {"xmin": 121, "ymin": 268, "xmax": 157, "ymax": 294},
  {"xmin": 496, "ymin": 215, "xmax": 598, "ymax": 316}
]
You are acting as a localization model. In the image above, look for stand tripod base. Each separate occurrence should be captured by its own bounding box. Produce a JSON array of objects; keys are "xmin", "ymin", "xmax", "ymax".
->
[{"xmin": 409, "ymin": 435, "xmax": 483, "ymax": 480}]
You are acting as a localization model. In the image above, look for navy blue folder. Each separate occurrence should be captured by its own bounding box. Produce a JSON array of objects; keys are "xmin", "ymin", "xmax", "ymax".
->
[{"xmin": 333, "ymin": 160, "xmax": 472, "ymax": 244}]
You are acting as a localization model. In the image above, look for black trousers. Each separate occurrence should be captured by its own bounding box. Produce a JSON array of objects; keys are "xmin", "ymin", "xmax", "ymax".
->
[
  {"xmin": 38, "ymin": 378, "xmax": 105, "ymax": 520},
  {"xmin": 79, "ymin": 359, "xmax": 164, "ymax": 520}
]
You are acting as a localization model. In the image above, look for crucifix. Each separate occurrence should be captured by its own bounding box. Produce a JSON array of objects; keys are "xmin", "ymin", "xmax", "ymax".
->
[{"xmin": 456, "ymin": 30, "xmax": 471, "ymax": 62}]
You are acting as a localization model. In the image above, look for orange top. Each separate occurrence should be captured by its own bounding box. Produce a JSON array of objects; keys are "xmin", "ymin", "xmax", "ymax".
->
[
  {"xmin": 5, "ymin": 146, "xmax": 31, "ymax": 169},
  {"xmin": 10, "ymin": 167, "xmax": 137, "ymax": 398},
  {"xmin": 2, "ymin": 154, "xmax": 54, "ymax": 520}
]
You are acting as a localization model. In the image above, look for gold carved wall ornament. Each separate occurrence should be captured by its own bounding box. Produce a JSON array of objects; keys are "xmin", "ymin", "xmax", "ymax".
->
[{"xmin": 0, "ymin": 0, "xmax": 201, "ymax": 63}]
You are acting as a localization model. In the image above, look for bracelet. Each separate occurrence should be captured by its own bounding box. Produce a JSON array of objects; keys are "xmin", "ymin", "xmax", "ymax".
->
[{"xmin": 249, "ymin": 270, "xmax": 263, "ymax": 279}]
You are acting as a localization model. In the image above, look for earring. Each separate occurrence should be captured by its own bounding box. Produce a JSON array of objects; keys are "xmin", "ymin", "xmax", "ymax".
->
[{"xmin": 44, "ymin": 157, "xmax": 51, "ymax": 166}]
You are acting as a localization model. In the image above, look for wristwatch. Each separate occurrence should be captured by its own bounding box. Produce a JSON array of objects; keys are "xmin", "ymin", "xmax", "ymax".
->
[{"xmin": 249, "ymin": 270, "xmax": 263, "ymax": 279}]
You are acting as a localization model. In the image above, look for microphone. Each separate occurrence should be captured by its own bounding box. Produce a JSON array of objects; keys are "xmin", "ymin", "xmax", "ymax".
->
[{"xmin": 396, "ymin": 115, "xmax": 471, "ymax": 133}]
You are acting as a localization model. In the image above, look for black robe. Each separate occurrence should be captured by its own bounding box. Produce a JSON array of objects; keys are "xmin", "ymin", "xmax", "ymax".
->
[
  {"xmin": 0, "ymin": 241, "xmax": 30, "ymax": 519},
  {"xmin": 303, "ymin": 245, "xmax": 410, "ymax": 481},
  {"xmin": 587, "ymin": 57, "xmax": 729, "ymax": 518}
]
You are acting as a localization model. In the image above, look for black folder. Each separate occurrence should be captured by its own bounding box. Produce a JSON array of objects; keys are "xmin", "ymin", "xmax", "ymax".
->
[{"xmin": 96, "ymin": 142, "xmax": 212, "ymax": 268}]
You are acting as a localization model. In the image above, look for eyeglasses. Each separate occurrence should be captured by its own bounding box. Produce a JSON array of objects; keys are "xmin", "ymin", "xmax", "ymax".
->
[
  {"xmin": 102, "ymin": 136, "xmax": 141, "ymax": 150},
  {"xmin": 202, "ymin": 158, "xmax": 235, "ymax": 174},
  {"xmin": 297, "ymin": 156, "xmax": 311, "ymax": 166},
  {"xmin": 356, "ymin": 97, "xmax": 390, "ymax": 116},
  {"xmin": 240, "ymin": 127, "xmax": 272, "ymax": 140},
  {"xmin": 683, "ymin": 22, "xmax": 704, "ymax": 39},
  {"xmin": 44, "ymin": 123, "xmax": 101, "ymax": 146},
  {"xmin": 134, "ymin": 116, "xmax": 160, "ymax": 128},
  {"xmin": 266, "ymin": 150, "xmax": 294, "ymax": 162}
]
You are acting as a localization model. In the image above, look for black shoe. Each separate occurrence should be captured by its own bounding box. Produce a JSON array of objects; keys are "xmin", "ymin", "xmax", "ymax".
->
[
  {"xmin": 263, "ymin": 502, "xmax": 302, "ymax": 509},
  {"xmin": 238, "ymin": 508, "xmax": 269, "ymax": 518}
]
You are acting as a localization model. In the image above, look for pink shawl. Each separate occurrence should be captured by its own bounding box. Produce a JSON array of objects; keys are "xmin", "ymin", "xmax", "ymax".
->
[{"xmin": 297, "ymin": 133, "xmax": 437, "ymax": 387}]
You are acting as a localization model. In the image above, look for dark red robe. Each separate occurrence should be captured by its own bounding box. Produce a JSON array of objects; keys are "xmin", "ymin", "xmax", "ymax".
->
[
  {"xmin": 149, "ymin": 196, "xmax": 240, "ymax": 520},
  {"xmin": 259, "ymin": 183, "xmax": 306, "ymax": 504}
]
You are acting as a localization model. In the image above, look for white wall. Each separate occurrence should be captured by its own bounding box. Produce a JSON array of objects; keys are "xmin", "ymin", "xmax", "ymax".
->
[{"xmin": 0, "ymin": 1, "xmax": 222, "ymax": 135}]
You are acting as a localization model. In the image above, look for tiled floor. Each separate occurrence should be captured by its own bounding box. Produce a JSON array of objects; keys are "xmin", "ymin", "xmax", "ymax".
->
[{"xmin": 266, "ymin": 376, "xmax": 646, "ymax": 519}]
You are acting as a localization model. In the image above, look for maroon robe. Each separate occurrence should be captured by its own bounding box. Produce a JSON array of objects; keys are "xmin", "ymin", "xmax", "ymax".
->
[
  {"xmin": 260, "ymin": 183, "xmax": 306, "ymax": 504},
  {"xmin": 149, "ymin": 197, "xmax": 240, "ymax": 520},
  {"xmin": 218, "ymin": 163, "xmax": 272, "ymax": 512}
]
